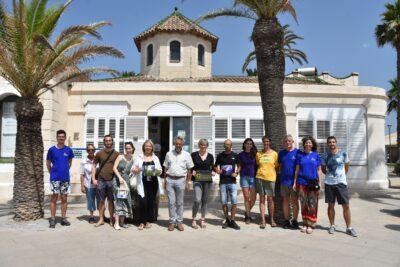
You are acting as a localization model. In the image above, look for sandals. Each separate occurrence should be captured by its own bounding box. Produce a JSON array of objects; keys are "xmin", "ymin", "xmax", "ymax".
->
[
  {"xmin": 114, "ymin": 224, "xmax": 121, "ymax": 231},
  {"xmin": 145, "ymin": 223, "xmax": 152, "ymax": 229},
  {"xmin": 138, "ymin": 223, "xmax": 145, "ymax": 230},
  {"xmin": 270, "ymin": 221, "xmax": 277, "ymax": 228},
  {"xmin": 260, "ymin": 222, "xmax": 266, "ymax": 229},
  {"xmin": 192, "ymin": 220, "xmax": 199, "ymax": 229},
  {"xmin": 300, "ymin": 226, "xmax": 307, "ymax": 233}
]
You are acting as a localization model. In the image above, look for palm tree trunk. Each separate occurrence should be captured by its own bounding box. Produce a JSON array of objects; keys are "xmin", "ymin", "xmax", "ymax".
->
[
  {"xmin": 13, "ymin": 97, "xmax": 45, "ymax": 221},
  {"xmin": 252, "ymin": 18, "xmax": 287, "ymax": 224},
  {"xmin": 397, "ymin": 48, "xmax": 400, "ymax": 164}
]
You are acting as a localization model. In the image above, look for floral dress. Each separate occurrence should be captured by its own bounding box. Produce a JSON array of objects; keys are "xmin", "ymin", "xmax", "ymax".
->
[{"xmin": 113, "ymin": 156, "xmax": 134, "ymax": 218}]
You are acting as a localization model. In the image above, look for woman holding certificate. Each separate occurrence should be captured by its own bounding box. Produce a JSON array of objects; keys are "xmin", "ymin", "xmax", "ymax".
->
[
  {"xmin": 190, "ymin": 139, "xmax": 215, "ymax": 229},
  {"xmin": 132, "ymin": 140, "xmax": 162, "ymax": 230}
]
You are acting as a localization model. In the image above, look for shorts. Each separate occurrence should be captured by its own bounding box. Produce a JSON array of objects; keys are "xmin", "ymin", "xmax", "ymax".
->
[
  {"xmin": 50, "ymin": 181, "xmax": 70, "ymax": 195},
  {"xmin": 255, "ymin": 178, "xmax": 275, "ymax": 197},
  {"xmin": 325, "ymin": 183, "xmax": 349, "ymax": 205},
  {"xmin": 240, "ymin": 176, "xmax": 255, "ymax": 189},
  {"xmin": 220, "ymin": 183, "xmax": 237, "ymax": 205},
  {"xmin": 280, "ymin": 185, "xmax": 298, "ymax": 198},
  {"xmin": 97, "ymin": 179, "xmax": 114, "ymax": 202},
  {"xmin": 85, "ymin": 187, "xmax": 100, "ymax": 211}
]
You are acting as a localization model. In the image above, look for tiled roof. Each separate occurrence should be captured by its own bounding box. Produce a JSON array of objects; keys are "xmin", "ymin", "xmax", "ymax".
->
[
  {"xmin": 134, "ymin": 10, "xmax": 219, "ymax": 52},
  {"xmin": 94, "ymin": 75, "xmax": 330, "ymax": 85}
]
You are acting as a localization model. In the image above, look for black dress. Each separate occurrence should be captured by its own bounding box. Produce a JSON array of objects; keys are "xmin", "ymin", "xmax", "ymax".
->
[{"xmin": 137, "ymin": 161, "xmax": 159, "ymax": 224}]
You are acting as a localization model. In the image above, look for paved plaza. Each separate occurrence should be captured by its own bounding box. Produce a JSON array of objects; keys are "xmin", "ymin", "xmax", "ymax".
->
[{"xmin": 0, "ymin": 189, "xmax": 399, "ymax": 267}]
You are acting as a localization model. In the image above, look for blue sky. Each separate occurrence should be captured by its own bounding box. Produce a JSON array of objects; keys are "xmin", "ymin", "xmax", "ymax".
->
[{"xmin": 5, "ymin": 0, "xmax": 397, "ymax": 131}]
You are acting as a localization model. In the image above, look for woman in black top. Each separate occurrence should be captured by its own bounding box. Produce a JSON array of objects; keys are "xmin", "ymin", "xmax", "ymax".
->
[{"xmin": 191, "ymin": 138, "xmax": 215, "ymax": 229}]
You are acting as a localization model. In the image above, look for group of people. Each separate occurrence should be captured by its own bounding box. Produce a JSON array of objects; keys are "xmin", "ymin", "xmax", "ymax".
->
[{"xmin": 46, "ymin": 129, "xmax": 357, "ymax": 237}]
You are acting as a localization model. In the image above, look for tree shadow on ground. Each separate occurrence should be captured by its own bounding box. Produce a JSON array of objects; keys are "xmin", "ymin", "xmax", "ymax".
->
[
  {"xmin": 380, "ymin": 208, "xmax": 400, "ymax": 217},
  {"xmin": 358, "ymin": 190, "xmax": 400, "ymax": 206},
  {"xmin": 385, "ymin": 224, "xmax": 400, "ymax": 231}
]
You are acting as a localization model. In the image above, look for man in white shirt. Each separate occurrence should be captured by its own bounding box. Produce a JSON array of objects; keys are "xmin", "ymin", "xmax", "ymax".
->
[{"xmin": 163, "ymin": 136, "xmax": 194, "ymax": 231}]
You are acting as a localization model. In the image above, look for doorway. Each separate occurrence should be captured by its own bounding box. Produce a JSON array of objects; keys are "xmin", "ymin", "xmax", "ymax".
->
[
  {"xmin": 147, "ymin": 116, "xmax": 192, "ymax": 165},
  {"xmin": 148, "ymin": 117, "xmax": 170, "ymax": 165}
]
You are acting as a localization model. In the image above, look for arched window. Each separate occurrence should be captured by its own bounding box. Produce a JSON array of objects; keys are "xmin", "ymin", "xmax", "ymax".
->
[
  {"xmin": 147, "ymin": 44, "xmax": 153, "ymax": 66},
  {"xmin": 198, "ymin": 44, "xmax": 205, "ymax": 66},
  {"xmin": 170, "ymin": 40, "xmax": 181, "ymax": 63}
]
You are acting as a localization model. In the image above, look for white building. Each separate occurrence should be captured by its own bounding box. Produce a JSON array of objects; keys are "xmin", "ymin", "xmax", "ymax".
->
[{"xmin": 0, "ymin": 10, "xmax": 388, "ymax": 199}]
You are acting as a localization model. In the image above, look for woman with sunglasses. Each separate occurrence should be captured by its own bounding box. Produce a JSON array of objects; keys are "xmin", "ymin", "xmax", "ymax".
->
[
  {"xmin": 80, "ymin": 144, "xmax": 99, "ymax": 224},
  {"xmin": 293, "ymin": 136, "xmax": 322, "ymax": 234}
]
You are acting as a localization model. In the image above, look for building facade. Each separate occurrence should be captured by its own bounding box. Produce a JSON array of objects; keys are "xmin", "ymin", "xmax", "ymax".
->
[{"xmin": 0, "ymin": 10, "xmax": 388, "ymax": 200}]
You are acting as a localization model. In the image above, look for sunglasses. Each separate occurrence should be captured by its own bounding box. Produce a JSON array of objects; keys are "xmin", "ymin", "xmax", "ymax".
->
[{"xmin": 87, "ymin": 149, "xmax": 95, "ymax": 152}]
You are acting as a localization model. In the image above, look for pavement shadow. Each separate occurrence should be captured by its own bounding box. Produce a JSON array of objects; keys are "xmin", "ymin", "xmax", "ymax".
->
[
  {"xmin": 0, "ymin": 202, "xmax": 13, "ymax": 217},
  {"xmin": 358, "ymin": 190, "xmax": 400, "ymax": 206},
  {"xmin": 385, "ymin": 224, "xmax": 400, "ymax": 231},
  {"xmin": 380, "ymin": 208, "xmax": 400, "ymax": 218}
]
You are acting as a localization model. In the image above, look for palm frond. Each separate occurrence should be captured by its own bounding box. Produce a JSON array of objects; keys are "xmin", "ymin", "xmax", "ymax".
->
[
  {"xmin": 195, "ymin": 8, "xmax": 257, "ymax": 24},
  {"xmin": 39, "ymin": 0, "xmax": 72, "ymax": 38},
  {"xmin": 242, "ymin": 51, "xmax": 256, "ymax": 73},
  {"xmin": 26, "ymin": 0, "xmax": 48, "ymax": 37}
]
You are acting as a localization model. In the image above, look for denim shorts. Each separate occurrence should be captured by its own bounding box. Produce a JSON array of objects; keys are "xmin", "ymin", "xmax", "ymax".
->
[
  {"xmin": 97, "ymin": 179, "xmax": 114, "ymax": 202},
  {"xmin": 240, "ymin": 176, "xmax": 255, "ymax": 189},
  {"xmin": 220, "ymin": 183, "xmax": 238, "ymax": 205},
  {"xmin": 85, "ymin": 187, "xmax": 100, "ymax": 211}
]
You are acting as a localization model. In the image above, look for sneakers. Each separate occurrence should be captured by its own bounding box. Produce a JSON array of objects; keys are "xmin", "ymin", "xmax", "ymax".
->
[
  {"xmin": 328, "ymin": 225, "xmax": 336, "ymax": 234},
  {"xmin": 60, "ymin": 218, "xmax": 70, "ymax": 226},
  {"xmin": 230, "ymin": 220, "xmax": 241, "ymax": 230},
  {"xmin": 346, "ymin": 227, "xmax": 358, "ymax": 237},
  {"xmin": 49, "ymin": 218, "xmax": 56, "ymax": 228},
  {"xmin": 222, "ymin": 219, "xmax": 230, "ymax": 229},
  {"xmin": 282, "ymin": 220, "xmax": 291, "ymax": 229},
  {"xmin": 291, "ymin": 220, "xmax": 300, "ymax": 230}
]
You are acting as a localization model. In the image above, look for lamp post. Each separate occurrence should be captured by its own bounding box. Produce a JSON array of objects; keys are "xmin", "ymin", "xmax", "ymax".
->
[{"xmin": 388, "ymin": 124, "xmax": 392, "ymax": 163}]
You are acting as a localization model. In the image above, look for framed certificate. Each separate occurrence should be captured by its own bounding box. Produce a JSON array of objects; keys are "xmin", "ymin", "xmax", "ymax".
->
[{"xmin": 195, "ymin": 170, "xmax": 213, "ymax": 182}]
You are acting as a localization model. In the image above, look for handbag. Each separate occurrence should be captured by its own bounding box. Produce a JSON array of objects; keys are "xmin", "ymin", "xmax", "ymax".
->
[
  {"xmin": 194, "ymin": 170, "xmax": 213, "ymax": 182},
  {"xmin": 95, "ymin": 149, "xmax": 115, "ymax": 180},
  {"xmin": 117, "ymin": 180, "xmax": 129, "ymax": 199},
  {"xmin": 305, "ymin": 178, "xmax": 320, "ymax": 191}
]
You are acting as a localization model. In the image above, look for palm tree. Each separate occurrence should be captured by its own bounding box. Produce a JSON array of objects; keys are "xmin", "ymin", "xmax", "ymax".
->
[
  {"xmin": 376, "ymin": 1, "xmax": 400, "ymax": 163},
  {"xmin": 242, "ymin": 24, "xmax": 308, "ymax": 73},
  {"xmin": 0, "ymin": 0, "xmax": 124, "ymax": 221},
  {"xmin": 387, "ymin": 79, "xmax": 399, "ymax": 114},
  {"xmin": 193, "ymin": 0, "xmax": 297, "ymax": 151},
  {"xmin": 188, "ymin": 0, "xmax": 297, "ymax": 224}
]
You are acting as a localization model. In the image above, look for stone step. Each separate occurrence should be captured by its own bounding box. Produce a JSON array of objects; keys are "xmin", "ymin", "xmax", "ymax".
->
[{"xmin": 388, "ymin": 177, "xmax": 400, "ymax": 189}]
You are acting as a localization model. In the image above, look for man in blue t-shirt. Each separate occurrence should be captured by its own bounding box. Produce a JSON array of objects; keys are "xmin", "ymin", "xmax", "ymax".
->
[
  {"xmin": 322, "ymin": 136, "xmax": 357, "ymax": 237},
  {"xmin": 278, "ymin": 134, "xmax": 299, "ymax": 229},
  {"xmin": 46, "ymin": 130, "xmax": 74, "ymax": 228}
]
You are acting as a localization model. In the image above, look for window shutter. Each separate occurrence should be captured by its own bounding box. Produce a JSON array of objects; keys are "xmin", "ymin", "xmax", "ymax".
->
[
  {"xmin": 317, "ymin": 120, "xmax": 330, "ymax": 139},
  {"xmin": 215, "ymin": 119, "xmax": 228, "ymax": 139},
  {"xmin": 347, "ymin": 119, "xmax": 367, "ymax": 164},
  {"xmin": 298, "ymin": 120, "xmax": 313, "ymax": 138},
  {"xmin": 109, "ymin": 119, "xmax": 116, "ymax": 138},
  {"xmin": 86, "ymin": 118, "xmax": 95, "ymax": 140},
  {"xmin": 125, "ymin": 116, "xmax": 147, "ymax": 155},
  {"xmin": 98, "ymin": 119, "xmax": 105, "ymax": 149},
  {"xmin": 332, "ymin": 120, "xmax": 348, "ymax": 150},
  {"xmin": 250, "ymin": 120, "xmax": 264, "ymax": 139},
  {"xmin": 232, "ymin": 119, "xmax": 246, "ymax": 139},
  {"xmin": 193, "ymin": 116, "xmax": 213, "ymax": 153}
]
